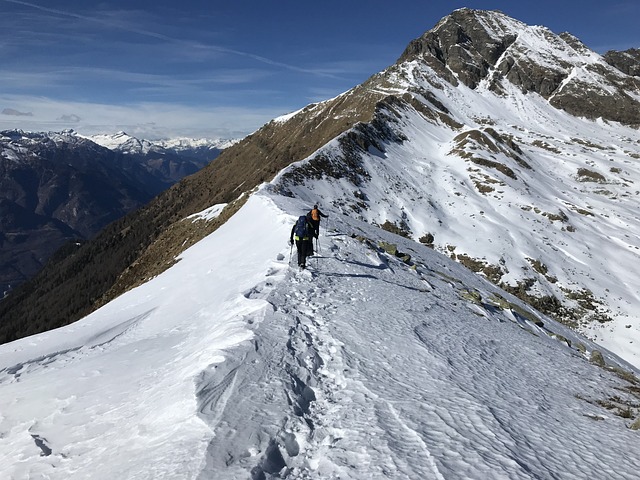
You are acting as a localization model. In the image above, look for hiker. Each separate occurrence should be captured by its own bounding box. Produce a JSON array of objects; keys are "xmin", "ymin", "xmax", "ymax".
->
[
  {"xmin": 290, "ymin": 214, "xmax": 316, "ymax": 269},
  {"xmin": 309, "ymin": 204, "xmax": 328, "ymax": 239},
  {"xmin": 305, "ymin": 212, "xmax": 316, "ymax": 255}
]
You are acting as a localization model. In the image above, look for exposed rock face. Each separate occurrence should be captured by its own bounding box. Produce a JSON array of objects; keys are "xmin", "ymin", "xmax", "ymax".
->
[
  {"xmin": 399, "ymin": 9, "xmax": 518, "ymax": 88},
  {"xmin": 604, "ymin": 48, "xmax": 640, "ymax": 77},
  {"xmin": 398, "ymin": 8, "xmax": 640, "ymax": 126}
]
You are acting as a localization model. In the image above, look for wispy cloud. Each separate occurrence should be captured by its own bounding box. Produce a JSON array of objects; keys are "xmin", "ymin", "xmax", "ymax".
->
[
  {"xmin": 0, "ymin": 0, "xmax": 392, "ymax": 139},
  {"xmin": 0, "ymin": 94, "xmax": 284, "ymax": 139},
  {"xmin": 2, "ymin": 107, "xmax": 33, "ymax": 116},
  {"xmin": 57, "ymin": 114, "xmax": 80, "ymax": 123},
  {"xmin": 2, "ymin": 0, "xmax": 342, "ymax": 79}
]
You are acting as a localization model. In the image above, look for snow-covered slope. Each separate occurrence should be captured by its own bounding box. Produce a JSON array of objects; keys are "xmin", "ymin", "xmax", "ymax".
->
[
  {"xmin": 272, "ymin": 10, "xmax": 640, "ymax": 368},
  {"xmin": 1, "ymin": 185, "xmax": 640, "ymax": 479},
  {"xmin": 4, "ymin": 9, "xmax": 638, "ymax": 369}
]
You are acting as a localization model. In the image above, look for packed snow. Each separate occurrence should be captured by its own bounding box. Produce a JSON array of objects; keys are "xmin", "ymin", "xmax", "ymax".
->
[{"xmin": 1, "ymin": 186, "xmax": 640, "ymax": 479}]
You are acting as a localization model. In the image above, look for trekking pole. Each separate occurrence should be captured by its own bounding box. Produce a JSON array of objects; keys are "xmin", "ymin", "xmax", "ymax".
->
[{"xmin": 288, "ymin": 241, "xmax": 293, "ymax": 264}]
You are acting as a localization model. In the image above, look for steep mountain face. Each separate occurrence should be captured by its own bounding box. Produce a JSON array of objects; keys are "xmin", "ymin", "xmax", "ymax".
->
[
  {"xmin": 1, "ymin": 8, "xmax": 639, "ymax": 369},
  {"xmin": 399, "ymin": 9, "xmax": 640, "ymax": 125},
  {"xmin": 604, "ymin": 48, "xmax": 640, "ymax": 77},
  {"xmin": 272, "ymin": 8, "xmax": 640, "ymax": 365},
  {"xmin": 0, "ymin": 130, "xmax": 223, "ymax": 296}
]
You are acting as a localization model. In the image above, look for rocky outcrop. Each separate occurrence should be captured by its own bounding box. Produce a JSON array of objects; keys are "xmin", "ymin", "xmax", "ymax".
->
[
  {"xmin": 398, "ymin": 8, "xmax": 518, "ymax": 88},
  {"xmin": 398, "ymin": 8, "xmax": 640, "ymax": 126},
  {"xmin": 604, "ymin": 48, "xmax": 640, "ymax": 77}
]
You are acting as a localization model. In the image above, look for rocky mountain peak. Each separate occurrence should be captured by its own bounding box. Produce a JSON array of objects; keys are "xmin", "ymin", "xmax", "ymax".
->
[
  {"xmin": 398, "ymin": 9, "xmax": 520, "ymax": 87},
  {"xmin": 604, "ymin": 48, "xmax": 640, "ymax": 77},
  {"xmin": 397, "ymin": 8, "xmax": 640, "ymax": 126}
]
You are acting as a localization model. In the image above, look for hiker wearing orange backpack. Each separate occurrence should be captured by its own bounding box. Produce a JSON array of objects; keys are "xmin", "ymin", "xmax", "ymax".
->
[{"xmin": 309, "ymin": 204, "xmax": 328, "ymax": 240}]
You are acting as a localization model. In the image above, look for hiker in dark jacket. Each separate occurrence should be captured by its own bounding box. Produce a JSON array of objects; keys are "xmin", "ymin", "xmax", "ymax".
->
[
  {"xmin": 305, "ymin": 212, "xmax": 316, "ymax": 256},
  {"xmin": 290, "ymin": 214, "xmax": 316, "ymax": 269}
]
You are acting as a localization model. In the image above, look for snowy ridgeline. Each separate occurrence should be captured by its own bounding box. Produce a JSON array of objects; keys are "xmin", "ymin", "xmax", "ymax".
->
[{"xmin": 1, "ymin": 189, "xmax": 640, "ymax": 479}]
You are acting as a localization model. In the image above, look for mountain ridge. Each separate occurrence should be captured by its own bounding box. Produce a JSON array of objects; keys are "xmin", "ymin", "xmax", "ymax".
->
[
  {"xmin": 87, "ymin": 130, "xmax": 236, "ymax": 160},
  {"xmin": 1, "ymin": 9, "xmax": 639, "ymax": 368}
]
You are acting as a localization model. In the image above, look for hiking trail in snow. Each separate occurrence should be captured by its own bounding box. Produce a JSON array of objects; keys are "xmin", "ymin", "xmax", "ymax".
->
[{"xmin": 195, "ymin": 202, "xmax": 640, "ymax": 479}]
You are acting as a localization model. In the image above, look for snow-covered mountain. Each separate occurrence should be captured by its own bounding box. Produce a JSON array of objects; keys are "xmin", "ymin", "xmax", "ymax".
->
[
  {"xmin": 1, "ymin": 9, "xmax": 640, "ymax": 476},
  {"xmin": 87, "ymin": 131, "xmax": 233, "ymax": 185},
  {"xmin": 0, "ymin": 129, "xmax": 157, "ymax": 296},
  {"xmin": 88, "ymin": 131, "xmax": 236, "ymax": 161},
  {"xmin": 3, "ymin": 6, "xmax": 639, "ymax": 369},
  {"xmin": 270, "ymin": 8, "xmax": 640, "ymax": 367}
]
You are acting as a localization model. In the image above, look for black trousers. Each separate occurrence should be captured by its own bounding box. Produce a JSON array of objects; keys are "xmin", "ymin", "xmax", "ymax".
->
[{"xmin": 295, "ymin": 239, "xmax": 311, "ymax": 266}]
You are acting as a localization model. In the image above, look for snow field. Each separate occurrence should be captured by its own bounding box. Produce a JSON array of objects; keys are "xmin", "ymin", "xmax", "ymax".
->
[
  {"xmin": 197, "ymin": 192, "xmax": 640, "ymax": 479},
  {"xmin": 1, "ymin": 188, "xmax": 640, "ymax": 478},
  {"xmin": 0, "ymin": 193, "xmax": 293, "ymax": 479}
]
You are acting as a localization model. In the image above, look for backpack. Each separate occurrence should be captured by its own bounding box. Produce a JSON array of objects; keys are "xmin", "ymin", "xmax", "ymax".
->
[{"xmin": 293, "ymin": 215, "xmax": 310, "ymax": 239}]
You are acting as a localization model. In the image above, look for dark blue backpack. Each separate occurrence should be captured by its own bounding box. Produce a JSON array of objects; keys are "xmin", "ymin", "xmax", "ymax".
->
[{"xmin": 293, "ymin": 215, "xmax": 310, "ymax": 239}]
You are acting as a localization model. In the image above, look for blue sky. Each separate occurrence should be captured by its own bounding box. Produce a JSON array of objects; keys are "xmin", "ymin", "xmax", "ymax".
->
[{"xmin": 1, "ymin": 0, "xmax": 639, "ymax": 140}]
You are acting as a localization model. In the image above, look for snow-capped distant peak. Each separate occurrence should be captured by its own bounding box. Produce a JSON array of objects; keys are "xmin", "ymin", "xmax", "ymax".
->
[
  {"xmin": 87, "ymin": 132, "xmax": 158, "ymax": 154},
  {"xmin": 88, "ymin": 131, "xmax": 134, "ymax": 149},
  {"xmin": 155, "ymin": 137, "xmax": 239, "ymax": 151},
  {"xmin": 87, "ymin": 132, "xmax": 238, "ymax": 155}
]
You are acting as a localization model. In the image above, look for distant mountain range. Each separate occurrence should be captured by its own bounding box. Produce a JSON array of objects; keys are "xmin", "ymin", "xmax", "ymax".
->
[
  {"xmin": 0, "ymin": 130, "xmax": 233, "ymax": 295},
  {"xmin": 1, "ymin": 8, "xmax": 639, "ymax": 371},
  {"xmin": 87, "ymin": 131, "xmax": 237, "ymax": 166}
]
